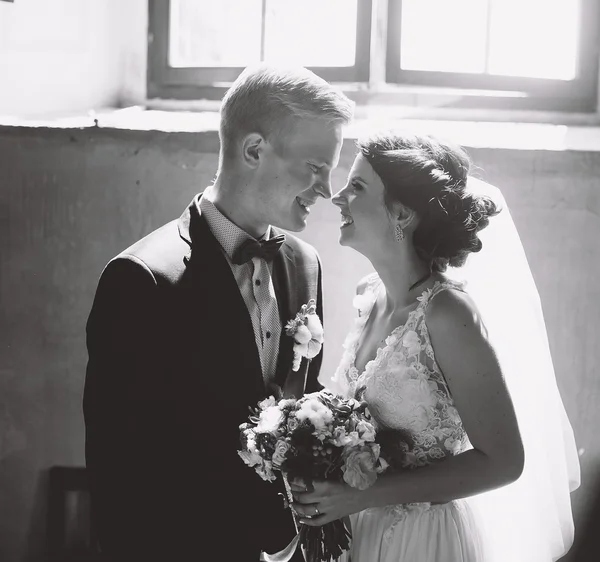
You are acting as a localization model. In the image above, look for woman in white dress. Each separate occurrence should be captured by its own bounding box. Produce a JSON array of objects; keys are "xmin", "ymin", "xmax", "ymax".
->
[{"xmin": 290, "ymin": 131, "xmax": 580, "ymax": 561}]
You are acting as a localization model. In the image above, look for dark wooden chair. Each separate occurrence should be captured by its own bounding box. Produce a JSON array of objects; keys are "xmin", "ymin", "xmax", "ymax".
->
[{"xmin": 47, "ymin": 466, "xmax": 105, "ymax": 562}]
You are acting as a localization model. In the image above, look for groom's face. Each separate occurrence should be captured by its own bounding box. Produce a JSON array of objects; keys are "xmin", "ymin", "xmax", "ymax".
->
[{"xmin": 251, "ymin": 117, "xmax": 344, "ymax": 232}]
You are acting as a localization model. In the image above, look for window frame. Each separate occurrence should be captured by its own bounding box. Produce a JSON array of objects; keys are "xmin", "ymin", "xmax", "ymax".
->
[
  {"xmin": 147, "ymin": 0, "xmax": 600, "ymax": 114},
  {"xmin": 147, "ymin": 0, "xmax": 373, "ymax": 100},
  {"xmin": 385, "ymin": 0, "xmax": 600, "ymax": 112}
]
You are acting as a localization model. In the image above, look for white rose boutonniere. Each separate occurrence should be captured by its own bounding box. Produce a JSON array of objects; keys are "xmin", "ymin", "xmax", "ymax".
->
[{"xmin": 285, "ymin": 299, "xmax": 324, "ymax": 371}]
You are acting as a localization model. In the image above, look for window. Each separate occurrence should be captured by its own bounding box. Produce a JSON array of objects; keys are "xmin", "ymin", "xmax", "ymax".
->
[
  {"xmin": 148, "ymin": 0, "xmax": 372, "ymax": 99},
  {"xmin": 148, "ymin": 0, "xmax": 599, "ymax": 112},
  {"xmin": 386, "ymin": 0, "xmax": 599, "ymax": 112}
]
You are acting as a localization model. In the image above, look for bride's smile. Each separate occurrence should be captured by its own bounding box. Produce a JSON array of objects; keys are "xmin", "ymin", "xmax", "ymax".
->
[{"xmin": 333, "ymin": 154, "xmax": 398, "ymax": 257}]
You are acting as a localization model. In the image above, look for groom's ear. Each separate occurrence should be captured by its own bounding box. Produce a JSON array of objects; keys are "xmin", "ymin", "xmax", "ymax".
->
[{"xmin": 241, "ymin": 133, "xmax": 265, "ymax": 168}]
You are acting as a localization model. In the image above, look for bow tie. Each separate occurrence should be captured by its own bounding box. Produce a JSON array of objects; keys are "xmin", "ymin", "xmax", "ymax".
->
[{"xmin": 232, "ymin": 234, "xmax": 286, "ymax": 265}]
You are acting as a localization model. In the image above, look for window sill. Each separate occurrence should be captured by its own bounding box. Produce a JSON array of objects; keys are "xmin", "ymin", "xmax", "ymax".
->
[
  {"xmin": 2, "ymin": 106, "xmax": 600, "ymax": 152},
  {"xmin": 146, "ymin": 81, "xmax": 600, "ymax": 125}
]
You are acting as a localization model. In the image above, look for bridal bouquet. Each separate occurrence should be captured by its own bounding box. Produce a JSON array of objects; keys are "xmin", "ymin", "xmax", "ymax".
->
[{"xmin": 238, "ymin": 390, "xmax": 389, "ymax": 562}]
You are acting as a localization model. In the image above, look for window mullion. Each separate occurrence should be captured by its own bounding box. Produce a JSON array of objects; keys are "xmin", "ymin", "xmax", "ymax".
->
[
  {"xmin": 369, "ymin": 0, "xmax": 389, "ymax": 86},
  {"xmin": 484, "ymin": 0, "xmax": 494, "ymax": 74},
  {"xmin": 260, "ymin": 0, "xmax": 267, "ymax": 61}
]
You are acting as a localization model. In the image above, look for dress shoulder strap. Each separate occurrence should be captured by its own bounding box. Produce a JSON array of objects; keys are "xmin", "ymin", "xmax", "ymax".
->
[{"xmin": 418, "ymin": 279, "xmax": 467, "ymax": 309}]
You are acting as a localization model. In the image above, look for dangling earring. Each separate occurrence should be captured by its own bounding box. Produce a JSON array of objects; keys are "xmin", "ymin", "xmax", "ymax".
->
[{"xmin": 395, "ymin": 224, "xmax": 404, "ymax": 242}]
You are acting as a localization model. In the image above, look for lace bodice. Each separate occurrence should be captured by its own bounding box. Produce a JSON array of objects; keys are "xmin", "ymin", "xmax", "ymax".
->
[{"xmin": 332, "ymin": 273, "xmax": 471, "ymax": 469}]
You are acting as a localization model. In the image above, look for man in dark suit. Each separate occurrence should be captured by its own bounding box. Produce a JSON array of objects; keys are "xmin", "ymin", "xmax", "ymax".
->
[{"xmin": 83, "ymin": 65, "xmax": 354, "ymax": 561}]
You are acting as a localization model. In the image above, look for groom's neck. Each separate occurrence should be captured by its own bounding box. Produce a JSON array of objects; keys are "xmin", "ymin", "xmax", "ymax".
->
[{"xmin": 204, "ymin": 181, "xmax": 269, "ymax": 240}]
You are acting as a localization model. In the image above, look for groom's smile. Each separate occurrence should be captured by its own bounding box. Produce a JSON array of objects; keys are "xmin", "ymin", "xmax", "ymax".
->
[
  {"xmin": 251, "ymin": 117, "xmax": 343, "ymax": 233},
  {"xmin": 296, "ymin": 195, "xmax": 315, "ymax": 214}
]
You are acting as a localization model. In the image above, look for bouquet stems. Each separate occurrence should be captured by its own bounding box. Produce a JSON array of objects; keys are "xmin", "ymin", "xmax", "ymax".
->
[
  {"xmin": 283, "ymin": 473, "xmax": 351, "ymax": 562},
  {"xmin": 299, "ymin": 519, "xmax": 351, "ymax": 562}
]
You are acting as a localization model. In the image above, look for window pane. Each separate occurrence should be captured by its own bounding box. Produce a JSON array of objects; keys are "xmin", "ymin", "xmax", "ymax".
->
[
  {"xmin": 488, "ymin": 0, "xmax": 579, "ymax": 80},
  {"xmin": 169, "ymin": 0, "xmax": 358, "ymax": 69},
  {"xmin": 399, "ymin": 0, "xmax": 581, "ymax": 80},
  {"xmin": 169, "ymin": 0, "xmax": 263, "ymax": 67},
  {"xmin": 263, "ymin": 0, "xmax": 357, "ymax": 67},
  {"xmin": 400, "ymin": 0, "xmax": 489, "ymax": 74}
]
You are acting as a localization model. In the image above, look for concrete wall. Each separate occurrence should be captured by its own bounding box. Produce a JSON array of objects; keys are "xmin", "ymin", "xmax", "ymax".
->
[
  {"xmin": 0, "ymin": 126, "xmax": 598, "ymax": 561},
  {"xmin": 0, "ymin": 0, "xmax": 147, "ymax": 118}
]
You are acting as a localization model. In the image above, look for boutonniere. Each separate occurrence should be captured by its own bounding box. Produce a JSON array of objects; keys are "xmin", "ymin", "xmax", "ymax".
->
[{"xmin": 285, "ymin": 299, "xmax": 324, "ymax": 371}]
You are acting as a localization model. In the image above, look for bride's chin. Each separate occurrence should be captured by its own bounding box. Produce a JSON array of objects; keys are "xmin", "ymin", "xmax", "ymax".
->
[
  {"xmin": 338, "ymin": 232, "xmax": 351, "ymax": 247},
  {"xmin": 338, "ymin": 235, "xmax": 357, "ymax": 250}
]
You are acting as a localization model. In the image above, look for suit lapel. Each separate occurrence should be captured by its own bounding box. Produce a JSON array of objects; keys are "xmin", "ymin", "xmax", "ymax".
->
[
  {"xmin": 271, "ymin": 236, "xmax": 296, "ymax": 392},
  {"xmin": 271, "ymin": 232, "xmax": 315, "ymax": 399},
  {"xmin": 178, "ymin": 196, "xmax": 265, "ymax": 399}
]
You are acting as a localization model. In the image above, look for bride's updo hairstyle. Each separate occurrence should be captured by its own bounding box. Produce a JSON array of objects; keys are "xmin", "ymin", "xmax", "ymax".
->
[{"xmin": 357, "ymin": 131, "xmax": 500, "ymax": 271}]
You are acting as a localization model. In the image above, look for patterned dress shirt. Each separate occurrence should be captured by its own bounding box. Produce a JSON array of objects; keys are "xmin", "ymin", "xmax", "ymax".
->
[{"xmin": 199, "ymin": 193, "xmax": 281, "ymax": 382}]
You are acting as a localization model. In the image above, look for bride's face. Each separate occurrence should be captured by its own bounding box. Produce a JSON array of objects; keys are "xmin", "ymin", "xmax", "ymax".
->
[{"xmin": 332, "ymin": 154, "xmax": 394, "ymax": 255}]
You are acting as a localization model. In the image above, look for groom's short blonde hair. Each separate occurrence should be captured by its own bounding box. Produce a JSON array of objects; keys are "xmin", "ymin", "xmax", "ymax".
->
[{"xmin": 219, "ymin": 64, "xmax": 354, "ymax": 164}]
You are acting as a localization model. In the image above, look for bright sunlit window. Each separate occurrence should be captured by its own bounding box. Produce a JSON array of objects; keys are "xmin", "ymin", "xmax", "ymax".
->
[
  {"xmin": 148, "ymin": 0, "xmax": 598, "ymax": 112},
  {"xmin": 169, "ymin": 0, "xmax": 358, "ymax": 68},
  {"xmin": 400, "ymin": 0, "xmax": 580, "ymax": 80}
]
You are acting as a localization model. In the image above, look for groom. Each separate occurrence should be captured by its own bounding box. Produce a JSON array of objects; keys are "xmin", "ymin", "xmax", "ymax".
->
[{"xmin": 83, "ymin": 64, "xmax": 353, "ymax": 561}]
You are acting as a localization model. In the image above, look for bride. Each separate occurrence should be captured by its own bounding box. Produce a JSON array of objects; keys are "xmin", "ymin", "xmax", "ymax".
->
[{"xmin": 290, "ymin": 131, "xmax": 580, "ymax": 561}]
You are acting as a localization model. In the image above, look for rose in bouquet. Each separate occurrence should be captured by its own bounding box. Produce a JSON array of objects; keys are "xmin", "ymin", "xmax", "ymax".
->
[{"xmin": 238, "ymin": 390, "xmax": 390, "ymax": 562}]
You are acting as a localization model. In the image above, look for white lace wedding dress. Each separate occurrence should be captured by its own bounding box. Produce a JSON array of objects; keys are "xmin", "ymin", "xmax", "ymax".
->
[{"xmin": 332, "ymin": 273, "xmax": 485, "ymax": 562}]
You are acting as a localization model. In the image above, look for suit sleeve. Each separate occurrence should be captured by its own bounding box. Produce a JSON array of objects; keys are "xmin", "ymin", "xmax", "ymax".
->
[
  {"xmin": 305, "ymin": 253, "xmax": 325, "ymax": 394},
  {"xmin": 83, "ymin": 255, "xmax": 174, "ymax": 559}
]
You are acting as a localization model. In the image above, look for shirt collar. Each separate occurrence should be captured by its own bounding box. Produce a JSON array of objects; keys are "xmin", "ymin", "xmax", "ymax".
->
[{"xmin": 198, "ymin": 192, "xmax": 271, "ymax": 261}]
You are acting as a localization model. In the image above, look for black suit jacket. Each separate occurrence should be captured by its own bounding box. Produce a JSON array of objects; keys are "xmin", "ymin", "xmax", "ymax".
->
[{"xmin": 83, "ymin": 195, "xmax": 324, "ymax": 561}]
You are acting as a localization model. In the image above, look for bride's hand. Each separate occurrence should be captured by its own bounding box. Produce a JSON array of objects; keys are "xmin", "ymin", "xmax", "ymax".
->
[{"xmin": 291, "ymin": 479, "xmax": 368, "ymax": 526}]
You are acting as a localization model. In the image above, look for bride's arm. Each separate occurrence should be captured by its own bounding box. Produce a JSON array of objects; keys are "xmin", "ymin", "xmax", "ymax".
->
[
  {"xmin": 292, "ymin": 288, "xmax": 525, "ymax": 524},
  {"xmin": 365, "ymin": 287, "xmax": 525, "ymax": 508}
]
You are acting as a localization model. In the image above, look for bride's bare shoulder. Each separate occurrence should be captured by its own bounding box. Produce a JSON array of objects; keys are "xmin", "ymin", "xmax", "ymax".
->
[{"xmin": 426, "ymin": 286, "xmax": 488, "ymax": 341}]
